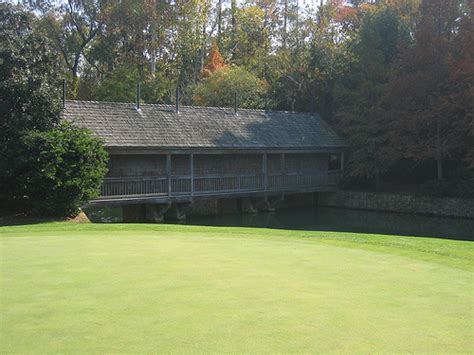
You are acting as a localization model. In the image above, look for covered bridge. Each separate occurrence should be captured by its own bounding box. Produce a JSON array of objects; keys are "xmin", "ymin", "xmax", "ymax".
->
[{"xmin": 63, "ymin": 100, "xmax": 346, "ymax": 212}]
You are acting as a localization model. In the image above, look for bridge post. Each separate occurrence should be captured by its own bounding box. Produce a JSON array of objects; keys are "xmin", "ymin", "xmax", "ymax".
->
[
  {"xmin": 280, "ymin": 153, "xmax": 285, "ymax": 173},
  {"xmin": 190, "ymin": 153, "xmax": 194, "ymax": 196},
  {"xmin": 167, "ymin": 154, "xmax": 171, "ymax": 197},
  {"xmin": 263, "ymin": 152, "xmax": 268, "ymax": 192}
]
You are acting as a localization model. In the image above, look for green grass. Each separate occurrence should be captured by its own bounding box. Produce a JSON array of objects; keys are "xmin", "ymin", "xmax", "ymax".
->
[{"xmin": 1, "ymin": 223, "xmax": 473, "ymax": 353}]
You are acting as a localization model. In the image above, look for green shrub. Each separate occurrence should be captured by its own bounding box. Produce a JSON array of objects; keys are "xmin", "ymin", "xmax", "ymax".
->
[{"xmin": 13, "ymin": 122, "xmax": 108, "ymax": 217}]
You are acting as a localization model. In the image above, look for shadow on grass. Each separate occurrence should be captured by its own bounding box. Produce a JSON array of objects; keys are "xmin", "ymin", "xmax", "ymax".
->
[{"xmin": 0, "ymin": 212, "xmax": 90, "ymax": 227}]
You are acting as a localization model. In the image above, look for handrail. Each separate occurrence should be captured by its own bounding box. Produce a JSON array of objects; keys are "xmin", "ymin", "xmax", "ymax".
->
[{"xmin": 99, "ymin": 170, "xmax": 341, "ymax": 199}]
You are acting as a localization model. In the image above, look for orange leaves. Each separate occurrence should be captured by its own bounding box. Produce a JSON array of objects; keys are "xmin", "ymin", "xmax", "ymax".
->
[
  {"xmin": 334, "ymin": 5, "xmax": 358, "ymax": 23},
  {"xmin": 202, "ymin": 41, "xmax": 227, "ymax": 78}
]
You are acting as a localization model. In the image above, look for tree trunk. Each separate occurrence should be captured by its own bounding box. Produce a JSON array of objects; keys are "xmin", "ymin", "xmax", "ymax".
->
[
  {"xmin": 283, "ymin": 0, "xmax": 288, "ymax": 48},
  {"xmin": 71, "ymin": 60, "xmax": 79, "ymax": 98},
  {"xmin": 231, "ymin": 0, "xmax": 237, "ymax": 58},
  {"xmin": 200, "ymin": 22, "xmax": 206, "ymax": 75},
  {"xmin": 217, "ymin": 0, "xmax": 222, "ymax": 46}
]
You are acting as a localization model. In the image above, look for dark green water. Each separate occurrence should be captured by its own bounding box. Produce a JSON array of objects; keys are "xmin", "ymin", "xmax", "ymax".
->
[
  {"xmin": 84, "ymin": 205, "xmax": 474, "ymax": 241},
  {"xmin": 187, "ymin": 207, "xmax": 474, "ymax": 241}
]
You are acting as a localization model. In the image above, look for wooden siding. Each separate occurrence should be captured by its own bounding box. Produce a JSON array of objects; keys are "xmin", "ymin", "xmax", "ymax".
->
[{"xmin": 108, "ymin": 153, "xmax": 328, "ymax": 177}]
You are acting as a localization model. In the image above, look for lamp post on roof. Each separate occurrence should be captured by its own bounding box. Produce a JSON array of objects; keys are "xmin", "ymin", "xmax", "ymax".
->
[
  {"xmin": 176, "ymin": 86, "xmax": 180, "ymax": 114},
  {"xmin": 136, "ymin": 81, "xmax": 141, "ymax": 110},
  {"xmin": 234, "ymin": 91, "xmax": 238, "ymax": 115}
]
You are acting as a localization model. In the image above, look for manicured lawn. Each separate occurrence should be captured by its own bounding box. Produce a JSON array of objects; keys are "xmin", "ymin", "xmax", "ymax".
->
[{"xmin": 1, "ymin": 223, "xmax": 473, "ymax": 353}]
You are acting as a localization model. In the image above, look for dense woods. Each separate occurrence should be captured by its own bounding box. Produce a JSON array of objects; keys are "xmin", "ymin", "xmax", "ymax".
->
[{"xmin": 3, "ymin": 0, "xmax": 474, "ymax": 195}]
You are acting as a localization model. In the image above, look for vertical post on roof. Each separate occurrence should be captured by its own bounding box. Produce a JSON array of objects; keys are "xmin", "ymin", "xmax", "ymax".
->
[
  {"xmin": 189, "ymin": 153, "xmax": 194, "ymax": 196},
  {"xmin": 262, "ymin": 153, "xmax": 268, "ymax": 192},
  {"xmin": 167, "ymin": 154, "xmax": 172, "ymax": 197},
  {"xmin": 234, "ymin": 92, "xmax": 238, "ymax": 115},
  {"xmin": 136, "ymin": 82, "xmax": 141, "ymax": 110},
  {"xmin": 62, "ymin": 79, "xmax": 66, "ymax": 108},
  {"xmin": 175, "ymin": 87, "xmax": 179, "ymax": 114},
  {"xmin": 311, "ymin": 85, "xmax": 316, "ymax": 114}
]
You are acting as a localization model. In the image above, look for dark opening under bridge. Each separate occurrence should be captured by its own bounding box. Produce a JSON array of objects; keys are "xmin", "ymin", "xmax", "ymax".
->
[{"xmin": 63, "ymin": 100, "xmax": 346, "ymax": 210}]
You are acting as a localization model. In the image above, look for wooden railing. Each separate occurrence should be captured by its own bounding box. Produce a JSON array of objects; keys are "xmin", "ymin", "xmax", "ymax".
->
[{"xmin": 99, "ymin": 170, "xmax": 341, "ymax": 200}]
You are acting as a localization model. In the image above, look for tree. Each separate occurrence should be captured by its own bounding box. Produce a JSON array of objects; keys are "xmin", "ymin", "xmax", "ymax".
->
[
  {"xmin": 39, "ymin": 0, "xmax": 103, "ymax": 95},
  {"xmin": 232, "ymin": 5, "xmax": 271, "ymax": 71},
  {"xmin": 0, "ymin": 3, "xmax": 62, "ymax": 198},
  {"xmin": 92, "ymin": 64, "xmax": 173, "ymax": 104},
  {"xmin": 14, "ymin": 123, "xmax": 108, "ymax": 216},
  {"xmin": 193, "ymin": 66, "xmax": 267, "ymax": 108},
  {"xmin": 0, "ymin": 4, "xmax": 108, "ymax": 216},
  {"xmin": 202, "ymin": 40, "xmax": 227, "ymax": 78},
  {"xmin": 451, "ymin": 0, "xmax": 474, "ymax": 170},
  {"xmin": 335, "ymin": 8, "xmax": 407, "ymax": 190},
  {"xmin": 388, "ymin": 0, "xmax": 469, "ymax": 180}
]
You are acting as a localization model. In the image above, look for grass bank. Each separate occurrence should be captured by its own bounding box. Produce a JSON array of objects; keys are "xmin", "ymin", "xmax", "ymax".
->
[{"xmin": 1, "ymin": 223, "xmax": 473, "ymax": 353}]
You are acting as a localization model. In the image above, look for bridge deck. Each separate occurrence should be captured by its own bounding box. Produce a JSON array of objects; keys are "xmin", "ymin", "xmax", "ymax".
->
[{"xmin": 91, "ymin": 170, "xmax": 341, "ymax": 205}]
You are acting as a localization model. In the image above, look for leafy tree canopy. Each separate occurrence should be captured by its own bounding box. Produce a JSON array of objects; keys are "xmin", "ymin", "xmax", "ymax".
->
[
  {"xmin": 193, "ymin": 66, "xmax": 267, "ymax": 109},
  {"xmin": 0, "ymin": 3, "xmax": 61, "ymax": 144},
  {"xmin": 92, "ymin": 65, "xmax": 173, "ymax": 104}
]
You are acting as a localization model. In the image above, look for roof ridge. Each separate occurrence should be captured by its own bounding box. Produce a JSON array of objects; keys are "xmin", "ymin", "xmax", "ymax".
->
[{"xmin": 64, "ymin": 99, "xmax": 317, "ymax": 116}]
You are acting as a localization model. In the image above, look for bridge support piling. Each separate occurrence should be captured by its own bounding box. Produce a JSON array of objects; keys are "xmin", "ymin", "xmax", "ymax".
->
[
  {"xmin": 145, "ymin": 203, "xmax": 170, "ymax": 223},
  {"xmin": 165, "ymin": 203, "xmax": 187, "ymax": 222},
  {"xmin": 240, "ymin": 197, "xmax": 257, "ymax": 214},
  {"xmin": 256, "ymin": 196, "xmax": 279, "ymax": 212}
]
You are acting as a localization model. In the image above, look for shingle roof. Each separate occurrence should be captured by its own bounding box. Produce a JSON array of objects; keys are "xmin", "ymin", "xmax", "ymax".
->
[{"xmin": 62, "ymin": 100, "xmax": 346, "ymax": 150}]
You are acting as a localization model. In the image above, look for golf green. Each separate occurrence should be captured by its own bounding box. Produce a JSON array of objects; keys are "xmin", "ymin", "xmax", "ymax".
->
[{"xmin": 1, "ymin": 223, "xmax": 473, "ymax": 353}]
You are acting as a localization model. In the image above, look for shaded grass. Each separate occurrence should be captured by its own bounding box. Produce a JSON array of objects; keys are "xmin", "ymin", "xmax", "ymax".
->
[{"xmin": 1, "ymin": 223, "xmax": 473, "ymax": 353}]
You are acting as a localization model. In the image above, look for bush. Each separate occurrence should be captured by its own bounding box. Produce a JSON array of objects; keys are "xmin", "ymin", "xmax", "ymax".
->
[{"xmin": 12, "ymin": 122, "xmax": 109, "ymax": 217}]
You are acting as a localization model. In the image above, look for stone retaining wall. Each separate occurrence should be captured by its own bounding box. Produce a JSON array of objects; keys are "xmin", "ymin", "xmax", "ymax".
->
[{"xmin": 318, "ymin": 190, "xmax": 474, "ymax": 219}]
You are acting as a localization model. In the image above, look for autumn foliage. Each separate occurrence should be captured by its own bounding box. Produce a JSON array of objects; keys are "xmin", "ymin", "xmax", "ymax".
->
[
  {"xmin": 334, "ymin": 0, "xmax": 473, "ymax": 192},
  {"xmin": 202, "ymin": 41, "xmax": 227, "ymax": 78}
]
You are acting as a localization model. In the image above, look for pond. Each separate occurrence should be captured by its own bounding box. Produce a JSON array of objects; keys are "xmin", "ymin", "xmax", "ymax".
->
[{"xmin": 84, "ymin": 205, "xmax": 474, "ymax": 241}]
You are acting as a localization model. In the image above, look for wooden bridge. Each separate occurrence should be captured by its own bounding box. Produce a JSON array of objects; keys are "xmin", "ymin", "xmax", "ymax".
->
[
  {"xmin": 63, "ymin": 100, "xmax": 347, "ymax": 210},
  {"xmin": 95, "ymin": 170, "xmax": 342, "ymax": 204}
]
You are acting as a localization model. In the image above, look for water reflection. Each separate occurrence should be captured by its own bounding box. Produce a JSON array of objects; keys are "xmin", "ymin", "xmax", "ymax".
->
[{"xmin": 83, "ymin": 205, "xmax": 474, "ymax": 241}]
